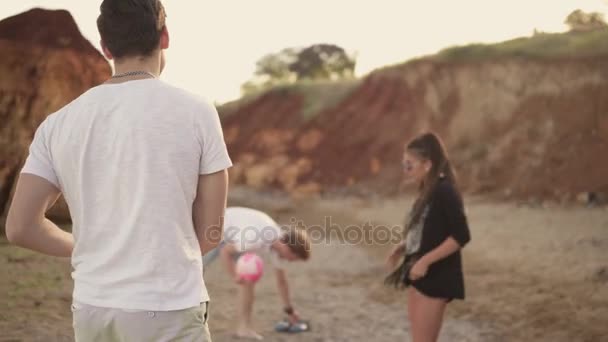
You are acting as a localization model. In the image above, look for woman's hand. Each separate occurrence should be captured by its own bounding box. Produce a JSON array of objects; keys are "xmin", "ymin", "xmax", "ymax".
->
[
  {"xmin": 386, "ymin": 242, "xmax": 406, "ymax": 269},
  {"xmin": 408, "ymin": 258, "xmax": 429, "ymax": 281}
]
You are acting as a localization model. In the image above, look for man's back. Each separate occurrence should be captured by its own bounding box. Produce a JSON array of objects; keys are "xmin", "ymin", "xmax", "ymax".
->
[
  {"xmin": 224, "ymin": 207, "xmax": 282, "ymax": 250},
  {"xmin": 25, "ymin": 79, "xmax": 231, "ymax": 310},
  {"xmin": 6, "ymin": 1, "xmax": 229, "ymax": 340}
]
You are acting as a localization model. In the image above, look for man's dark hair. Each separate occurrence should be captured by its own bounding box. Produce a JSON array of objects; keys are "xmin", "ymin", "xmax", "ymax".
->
[{"xmin": 97, "ymin": 0, "xmax": 166, "ymax": 59}]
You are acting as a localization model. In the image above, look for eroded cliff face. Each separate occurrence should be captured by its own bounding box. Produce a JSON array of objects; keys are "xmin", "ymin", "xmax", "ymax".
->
[
  {"xmin": 221, "ymin": 58, "xmax": 608, "ymax": 202},
  {"xmin": 1, "ymin": 9, "xmax": 111, "ymax": 222}
]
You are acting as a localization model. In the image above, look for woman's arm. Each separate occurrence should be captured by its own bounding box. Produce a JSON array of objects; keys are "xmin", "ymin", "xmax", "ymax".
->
[
  {"xmin": 409, "ymin": 237, "xmax": 461, "ymax": 280},
  {"xmin": 421, "ymin": 236, "xmax": 461, "ymax": 265},
  {"xmin": 386, "ymin": 241, "xmax": 406, "ymax": 269}
]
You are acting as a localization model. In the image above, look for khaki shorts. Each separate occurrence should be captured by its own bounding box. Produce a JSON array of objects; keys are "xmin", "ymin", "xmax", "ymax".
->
[{"xmin": 72, "ymin": 302, "xmax": 211, "ymax": 342}]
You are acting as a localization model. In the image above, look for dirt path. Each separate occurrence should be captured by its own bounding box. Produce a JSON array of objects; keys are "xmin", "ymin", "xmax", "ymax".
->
[
  {"xmin": 211, "ymin": 188, "xmax": 608, "ymax": 341},
  {"xmin": 205, "ymin": 189, "xmax": 494, "ymax": 341},
  {"xmin": 205, "ymin": 240, "xmax": 487, "ymax": 342},
  {"xmin": 313, "ymin": 195, "xmax": 608, "ymax": 342},
  {"xmin": 1, "ymin": 188, "xmax": 607, "ymax": 341}
]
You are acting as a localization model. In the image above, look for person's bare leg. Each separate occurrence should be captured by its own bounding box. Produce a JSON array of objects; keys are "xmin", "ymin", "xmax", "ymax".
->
[
  {"xmin": 407, "ymin": 287, "xmax": 421, "ymax": 342},
  {"xmin": 236, "ymin": 282, "xmax": 263, "ymax": 340},
  {"xmin": 409, "ymin": 287, "xmax": 447, "ymax": 342}
]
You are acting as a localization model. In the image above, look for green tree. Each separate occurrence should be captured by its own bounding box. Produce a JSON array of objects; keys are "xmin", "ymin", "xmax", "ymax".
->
[
  {"xmin": 240, "ymin": 48, "xmax": 297, "ymax": 94},
  {"xmin": 565, "ymin": 9, "xmax": 608, "ymax": 32},
  {"xmin": 241, "ymin": 44, "xmax": 356, "ymax": 95},
  {"xmin": 289, "ymin": 44, "xmax": 356, "ymax": 81}
]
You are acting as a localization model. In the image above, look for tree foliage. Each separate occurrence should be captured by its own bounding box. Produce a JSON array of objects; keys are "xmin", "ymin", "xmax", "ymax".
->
[
  {"xmin": 565, "ymin": 9, "xmax": 607, "ymax": 32},
  {"xmin": 242, "ymin": 44, "xmax": 356, "ymax": 95}
]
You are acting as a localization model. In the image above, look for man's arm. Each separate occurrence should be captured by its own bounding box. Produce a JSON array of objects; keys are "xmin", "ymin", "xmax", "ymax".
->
[
  {"xmin": 193, "ymin": 169, "xmax": 229, "ymax": 255},
  {"xmin": 275, "ymin": 269, "xmax": 292, "ymax": 308},
  {"xmin": 6, "ymin": 174, "xmax": 73, "ymax": 257},
  {"xmin": 275, "ymin": 268, "xmax": 300, "ymax": 322}
]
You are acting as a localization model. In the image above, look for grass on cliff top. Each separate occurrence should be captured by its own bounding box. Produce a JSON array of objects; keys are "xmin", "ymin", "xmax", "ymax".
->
[
  {"xmin": 434, "ymin": 29, "xmax": 608, "ymax": 62},
  {"xmin": 219, "ymin": 78, "xmax": 360, "ymax": 121}
]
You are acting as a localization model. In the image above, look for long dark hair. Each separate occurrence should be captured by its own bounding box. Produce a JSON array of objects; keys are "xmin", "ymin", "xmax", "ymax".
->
[
  {"xmin": 385, "ymin": 132, "xmax": 457, "ymax": 287},
  {"xmin": 406, "ymin": 132, "xmax": 457, "ymax": 229}
]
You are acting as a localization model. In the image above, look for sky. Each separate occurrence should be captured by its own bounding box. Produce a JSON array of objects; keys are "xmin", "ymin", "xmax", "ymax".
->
[{"xmin": 2, "ymin": 0, "xmax": 607, "ymax": 103}]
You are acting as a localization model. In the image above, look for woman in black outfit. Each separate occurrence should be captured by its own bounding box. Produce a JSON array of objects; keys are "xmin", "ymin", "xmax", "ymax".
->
[{"xmin": 386, "ymin": 132, "xmax": 471, "ymax": 342}]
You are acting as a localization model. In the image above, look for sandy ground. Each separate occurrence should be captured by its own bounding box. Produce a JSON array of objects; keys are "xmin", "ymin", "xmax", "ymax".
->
[{"xmin": 1, "ymin": 187, "xmax": 607, "ymax": 341}]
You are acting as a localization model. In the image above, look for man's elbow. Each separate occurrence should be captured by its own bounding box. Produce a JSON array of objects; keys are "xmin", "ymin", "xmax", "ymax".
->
[
  {"xmin": 209, "ymin": 225, "xmax": 223, "ymax": 246},
  {"xmin": 5, "ymin": 216, "xmax": 27, "ymax": 245}
]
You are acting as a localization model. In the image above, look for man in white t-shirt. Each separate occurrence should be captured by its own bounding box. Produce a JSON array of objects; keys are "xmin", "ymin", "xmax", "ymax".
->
[
  {"xmin": 5, "ymin": 1, "xmax": 231, "ymax": 341},
  {"xmin": 203, "ymin": 207, "xmax": 311, "ymax": 340}
]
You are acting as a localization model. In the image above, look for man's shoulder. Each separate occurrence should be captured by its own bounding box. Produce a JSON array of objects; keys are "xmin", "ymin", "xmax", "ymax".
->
[
  {"xmin": 34, "ymin": 102, "xmax": 70, "ymax": 133},
  {"xmin": 153, "ymin": 81, "xmax": 216, "ymax": 112},
  {"xmin": 78, "ymin": 81, "xmax": 216, "ymax": 113}
]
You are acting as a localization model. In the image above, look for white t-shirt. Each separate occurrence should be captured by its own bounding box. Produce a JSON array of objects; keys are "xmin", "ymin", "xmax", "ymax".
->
[
  {"xmin": 224, "ymin": 207, "xmax": 285, "ymax": 268},
  {"xmin": 21, "ymin": 79, "xmax": 232, "ymax": 311}
]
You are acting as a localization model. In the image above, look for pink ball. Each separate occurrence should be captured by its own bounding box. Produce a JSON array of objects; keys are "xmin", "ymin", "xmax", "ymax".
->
[{"xmin": 236, "ymin": 252, "xmax": 264, "ymax": 283}]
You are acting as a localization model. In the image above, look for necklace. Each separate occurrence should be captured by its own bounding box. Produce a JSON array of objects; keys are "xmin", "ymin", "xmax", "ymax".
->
[{"xmin": 111, "ymin": 70, "xmax": 156, "ymax": 79}]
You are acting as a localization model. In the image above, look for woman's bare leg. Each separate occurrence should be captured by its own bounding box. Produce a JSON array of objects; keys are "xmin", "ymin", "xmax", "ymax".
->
[{"xmin": 408, "ymin": 287, "xmax": 447, "ymax": 342}]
